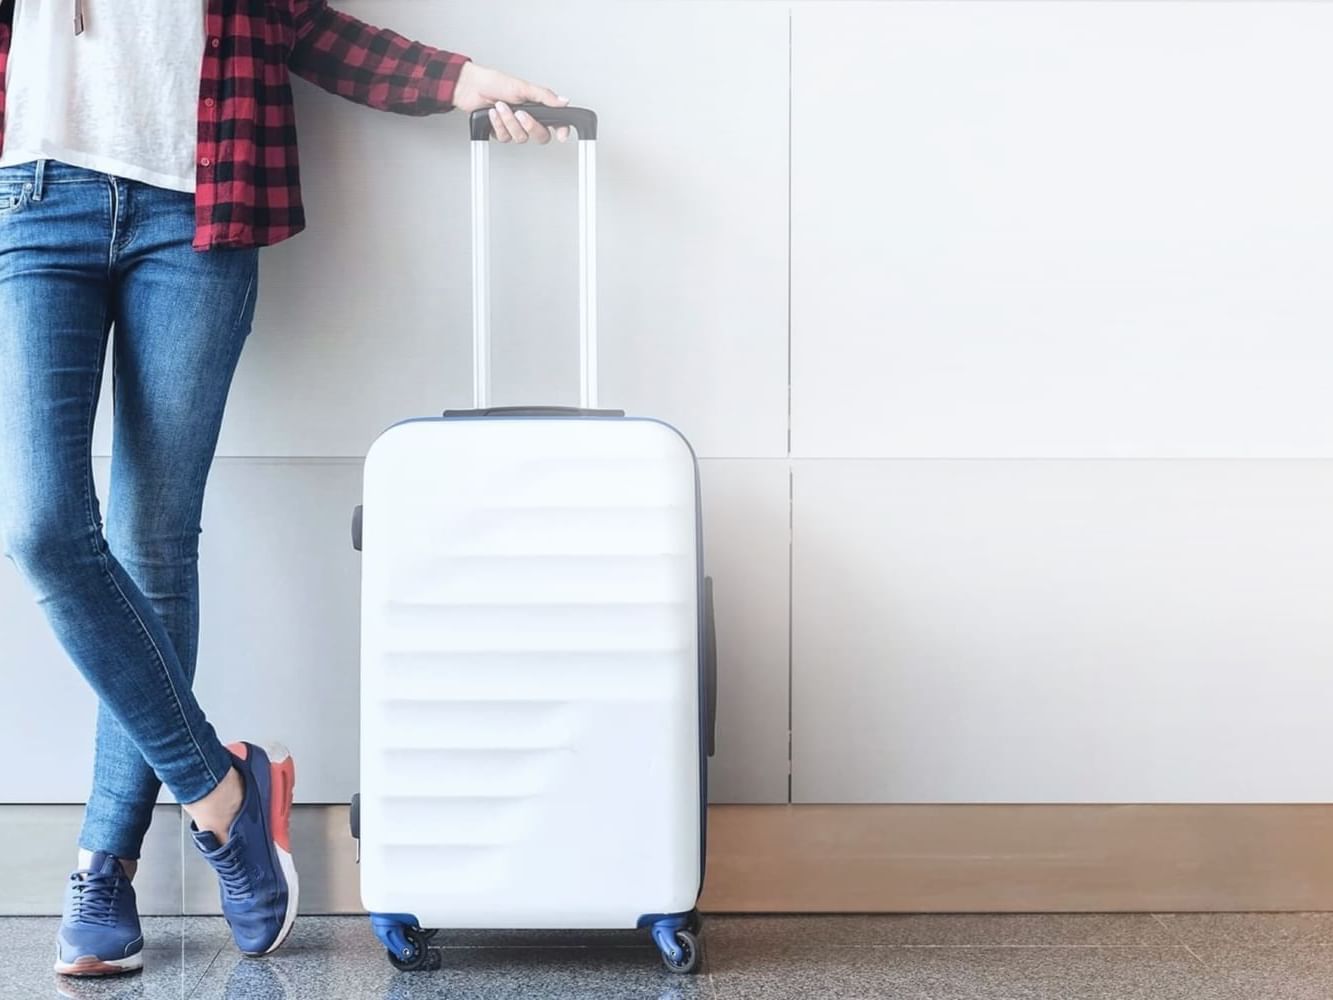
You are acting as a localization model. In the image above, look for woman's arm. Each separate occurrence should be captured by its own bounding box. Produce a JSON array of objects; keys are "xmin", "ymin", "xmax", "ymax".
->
[
  {"xmin": 285, "ymin": 0, "xmax": 569, "ymax": 141},
  {"xmin": 287, "ymin": 0, "xmax": 471, "ymax": 115}
]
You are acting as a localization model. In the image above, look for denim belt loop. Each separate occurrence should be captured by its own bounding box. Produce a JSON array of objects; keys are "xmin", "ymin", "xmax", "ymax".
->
[{"xmin": 32, "ymin": 159, "xmax": 46, "ymax": 202}]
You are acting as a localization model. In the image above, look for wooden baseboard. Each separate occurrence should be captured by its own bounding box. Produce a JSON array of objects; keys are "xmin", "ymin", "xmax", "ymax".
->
[
  {"xmin": 7, "ymin": 803, "xmax": 1327, "ymax": 915},
  {"xmin": 699, "ymin": 804, "xmax": 1333, "ymax": 913}
]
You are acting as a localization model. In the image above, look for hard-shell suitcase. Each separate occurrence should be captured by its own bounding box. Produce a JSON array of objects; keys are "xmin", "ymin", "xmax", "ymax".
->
[{"xmin": 350, "ymin": 106, "xmax": 717, "ymax": 975}]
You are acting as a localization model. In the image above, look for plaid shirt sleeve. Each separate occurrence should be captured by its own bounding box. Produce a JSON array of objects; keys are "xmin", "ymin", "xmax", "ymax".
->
[
  {"xmin": 287, "ymin": 0, "xmax": 470, "ymax": 116},
  {"xmin": 0, "ymin": 1, "xmax": 11, "ymax": 148}
]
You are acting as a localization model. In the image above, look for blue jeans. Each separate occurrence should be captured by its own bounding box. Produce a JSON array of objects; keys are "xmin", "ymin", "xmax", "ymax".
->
[{"xmin": 0, "ymin": 160, "xmax": 258, "ymax": 859}]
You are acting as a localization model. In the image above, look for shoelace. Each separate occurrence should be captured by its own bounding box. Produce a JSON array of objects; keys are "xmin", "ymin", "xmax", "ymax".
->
[
  {"xmin": 68, "ymin": 871, "xmax": 121, "ymax": 927},
  {"xmin": 211, "ymin": 840, "xmax": 255, "ymax": 902},
  {"xmin": 73, "ymin": 0, "xmax": 84, "ymax": 35}
]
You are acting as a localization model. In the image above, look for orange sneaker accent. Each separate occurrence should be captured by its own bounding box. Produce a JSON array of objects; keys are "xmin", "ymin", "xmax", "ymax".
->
[
  {"xmin": 271, "ymin": 756, "xmax": 295, "ymax": 854},
  {"xmin": 55, "ymin": 956, "xmax": 136, "ymax": 977},
  {"xmin": 226, "ymin": 741, "xmax": 250, "ymax": 761}
]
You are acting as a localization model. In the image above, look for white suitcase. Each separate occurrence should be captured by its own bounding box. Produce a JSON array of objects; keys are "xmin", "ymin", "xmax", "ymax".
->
[{"xmin": 350, "ymin": 106, "xmax": 716, "ymax": 975}]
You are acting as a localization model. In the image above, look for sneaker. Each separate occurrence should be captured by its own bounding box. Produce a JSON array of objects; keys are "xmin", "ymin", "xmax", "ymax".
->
[
  {"xmin": 191, "ymin": 741, "xmax": 298, "ymax": 956},
  {"xmin": 53, "ymin": 852, "xmax": 144, "ymax": 977}
]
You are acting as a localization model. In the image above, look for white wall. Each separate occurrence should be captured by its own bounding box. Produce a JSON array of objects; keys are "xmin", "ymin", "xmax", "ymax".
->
[
  {"xmin": 788, "ymin": 0, "xmax": 1333, "ymax": 804},
  {"xmin": 4, "ymin": 0, "xmax": 1333, "ymax": 807}
]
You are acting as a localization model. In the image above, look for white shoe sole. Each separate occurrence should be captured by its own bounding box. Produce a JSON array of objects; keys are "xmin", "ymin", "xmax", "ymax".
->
[{"xmin": 256, "ymin": 741, "xmax": 299, "ymax": 956}]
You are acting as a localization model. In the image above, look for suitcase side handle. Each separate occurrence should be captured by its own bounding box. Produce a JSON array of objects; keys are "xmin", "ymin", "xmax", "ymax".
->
[
  {"xmin": 469, "ymin": 105, "xmax": 598, "ymax": 142},
  {"xmin": 704, "ymin": 575, "xmax": 718, "ymax": 759}
]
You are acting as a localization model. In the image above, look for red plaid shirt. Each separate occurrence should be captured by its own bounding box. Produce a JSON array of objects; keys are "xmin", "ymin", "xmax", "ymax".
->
[{"xmin": 0, "ymin": 0, "xmax": 469, "ymax": 250}]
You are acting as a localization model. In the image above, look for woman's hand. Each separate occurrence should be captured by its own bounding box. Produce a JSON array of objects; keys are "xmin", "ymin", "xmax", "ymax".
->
[{"xmin": 453, "ymin": 62, "xmax": 572, "ymax": 144}]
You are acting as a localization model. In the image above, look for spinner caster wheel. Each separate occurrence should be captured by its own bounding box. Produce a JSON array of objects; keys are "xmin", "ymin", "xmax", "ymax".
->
[
  {"xmin": 385, "ymin": 925, "xmax": 431, "ymax": 972},
  {"xmin": 658, "ymin": 928, "xmax": 700, "ymax": 975}
]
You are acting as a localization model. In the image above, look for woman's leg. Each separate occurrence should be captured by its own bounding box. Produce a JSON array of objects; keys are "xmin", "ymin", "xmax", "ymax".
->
[
  {"xmin": 0, "ymin": 162, "xmax": 236, "ymax": 975},
  {"xmin": 0, "ymin": 165, "xmax": 236, "ymax": 822},
  {"xmin": 86, "ymin": 176, "xmax": 298, "ymax": 959},
  {"xmin": 79, "ymin": 184, "xmax": 260, "ymax": 864},
  {"xmin": 1, "ymin": 165, "xmax": 297, "ymax": 968}
]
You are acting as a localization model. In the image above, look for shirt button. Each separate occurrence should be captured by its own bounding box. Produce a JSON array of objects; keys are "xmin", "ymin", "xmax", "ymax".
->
[
  {"xmin": 204, "ymin": 98, "xmax": 216, "ymax": 109},
  {"xmin": 210, "ymin": 37, "xmax": 220, "ymax": 48},
  {"xmin": 200, "ymin": 157, "xmax": 212, "ymax": 168}
]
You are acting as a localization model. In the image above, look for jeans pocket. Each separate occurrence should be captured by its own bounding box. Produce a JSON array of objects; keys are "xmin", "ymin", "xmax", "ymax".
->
[{"xmin": 0, "ymin": 184, "xmax": 31, "ymax": 218}]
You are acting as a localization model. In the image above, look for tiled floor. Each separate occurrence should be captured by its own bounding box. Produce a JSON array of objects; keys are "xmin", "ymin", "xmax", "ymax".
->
[{"xmin": 2, "ymin": 913, "xmax": 1329, "ymax": 999}]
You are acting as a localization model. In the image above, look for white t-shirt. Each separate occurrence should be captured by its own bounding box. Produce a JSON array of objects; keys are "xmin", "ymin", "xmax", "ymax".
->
[{"xmin": 0, "ymin": 0, "xmax": 207, "ymax": 192}]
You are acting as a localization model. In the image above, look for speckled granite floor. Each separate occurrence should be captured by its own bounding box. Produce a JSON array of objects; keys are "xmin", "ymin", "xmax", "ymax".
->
[{"xmin": 3, "ymin": 913, "xmax": 1330, "ymax": 999}]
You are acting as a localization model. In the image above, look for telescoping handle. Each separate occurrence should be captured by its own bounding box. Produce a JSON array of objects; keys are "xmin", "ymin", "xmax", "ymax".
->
[{"xmin": 469, "ymin": 105, "xmax": 600, "ymax": 410}]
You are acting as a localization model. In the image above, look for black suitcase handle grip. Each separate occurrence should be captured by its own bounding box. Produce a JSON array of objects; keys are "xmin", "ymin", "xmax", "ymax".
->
[{"xmin": 470, "ymin": 105, "xmax": 598, "ymax": 142}]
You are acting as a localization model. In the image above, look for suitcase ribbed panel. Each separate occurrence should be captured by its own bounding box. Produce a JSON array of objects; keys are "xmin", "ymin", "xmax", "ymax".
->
[{"xmin": 359, "ymin": 418, "xmax": 702, "ymax": 928}]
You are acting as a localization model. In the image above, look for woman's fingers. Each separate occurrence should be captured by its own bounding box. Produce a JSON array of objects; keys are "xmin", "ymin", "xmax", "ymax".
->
[
  {"xmin": 495, "ymin": 102, "xmax": 525, "ymax": 142},
  {"xmin": 490, "ymin": 89, "xmax": 573, "ymax": 144},
  {"xmin": 514, "ymin": 108, "xmax": 553, "ymax": 145},
  {"xmin": 493, "ymin": 102, "xmax": 529, "ymax": 143}
]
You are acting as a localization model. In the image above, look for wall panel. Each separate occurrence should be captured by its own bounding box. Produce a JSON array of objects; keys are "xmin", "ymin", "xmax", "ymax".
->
[
  {"xmin": 791, "ymin": 1, "xmax": 1333, "ymax": 459},
  {"xmin": 793, "ymin": 459, "xmax": 1333, "ymax": 803}
]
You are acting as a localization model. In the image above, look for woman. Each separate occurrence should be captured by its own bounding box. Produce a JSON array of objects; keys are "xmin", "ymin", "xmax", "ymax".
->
[{"xmin": 0, "ymin": 0, "xmax": 563, "ymax": 978}]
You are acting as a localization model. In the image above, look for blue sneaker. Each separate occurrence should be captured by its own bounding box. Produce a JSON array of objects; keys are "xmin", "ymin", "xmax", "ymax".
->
[
  {"xmin": 191, "ymin": 741, "xmax": 299, "ymax": 956},
  {"xmin": 54, "ymin": 852, "xmax": 143, "ymax": 977}
]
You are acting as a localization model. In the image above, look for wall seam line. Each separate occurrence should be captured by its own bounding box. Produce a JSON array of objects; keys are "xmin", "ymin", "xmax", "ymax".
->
[{"xmin": 786, "ymin": 3, "xmax": 796, "ymax": 806}]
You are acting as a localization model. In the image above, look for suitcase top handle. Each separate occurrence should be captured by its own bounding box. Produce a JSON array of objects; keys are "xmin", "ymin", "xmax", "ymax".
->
[
  {"xmin": 469, "ymin": 105, "xmax": 599, "ymax": 142},
  {"xmin": 470, "ymin": 106, "xmax": 600, "ymax": 410}
]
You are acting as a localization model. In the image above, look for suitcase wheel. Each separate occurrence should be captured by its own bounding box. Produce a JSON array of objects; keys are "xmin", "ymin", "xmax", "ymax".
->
[
  {"xmin": 370, "ymin": 914, "xmax": 437, "ymax": 972},
  {"xmin": 651, "ymin": 919, "xmax": 701, "ymax": 975},
  {"xmin": 385, "ymin": 925, "xmax": 434, "ymax": 972}
]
